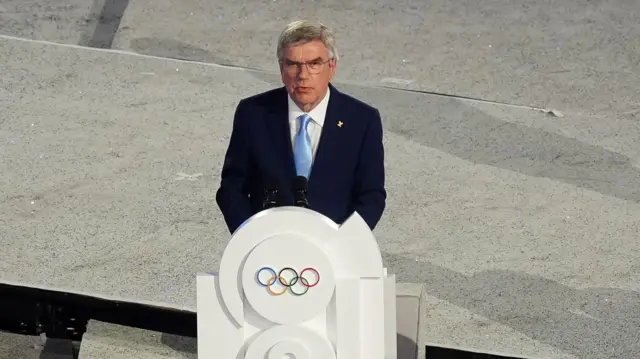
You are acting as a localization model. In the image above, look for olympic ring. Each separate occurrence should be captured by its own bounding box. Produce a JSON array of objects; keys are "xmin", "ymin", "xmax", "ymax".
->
[
  {"xmin": 265, "ymin": 276, "xmax": 288, "ymax": 296},
  {"xmin": 255, "ymin": 267, "xmax": 320, "ymax": 296}
]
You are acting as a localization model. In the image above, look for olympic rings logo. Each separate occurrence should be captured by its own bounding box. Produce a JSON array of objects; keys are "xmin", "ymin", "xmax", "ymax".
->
[{"xmin": 255, "ymin": 267, "xmax": 320, "ymax": 296}]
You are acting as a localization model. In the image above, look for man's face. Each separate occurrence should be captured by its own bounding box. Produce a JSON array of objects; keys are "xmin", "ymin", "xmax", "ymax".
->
[{"xmin": 280, "ymin": 40, "xmax": 337, "ymax": 112}]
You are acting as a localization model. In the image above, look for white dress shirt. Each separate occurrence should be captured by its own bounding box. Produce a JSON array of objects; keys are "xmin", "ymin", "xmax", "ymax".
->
[{"xmin": 288, "ymin": 88, "xmax": 330, "ymax": 162}]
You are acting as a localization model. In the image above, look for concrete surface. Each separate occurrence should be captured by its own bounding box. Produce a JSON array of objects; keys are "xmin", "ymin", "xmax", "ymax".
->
[
  {"xmin": 3, "ymin": 35, "xmax": 640, "ymax": 359},
  {"xmin": 2, "ymin": 1, "xmax": 640, "ymax": 358},
  {"xmin": 2, "ymin": 0, "xmax": 639, "ymax": 119},
  {"xmin": 78, "ymin": 321, "xmax": 196, "ymax": 359},
  {"xmin": 0, "ymin": 332, "xmax": 75, "ymax": 359},
  {"xmin": 77, "ymin": 284, "xmax": 425, "ymax": 359}
]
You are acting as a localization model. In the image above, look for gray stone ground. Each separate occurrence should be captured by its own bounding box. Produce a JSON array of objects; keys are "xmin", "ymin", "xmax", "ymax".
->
[
  {"xmin": 1, "ymin": 1, "xmax": 640, "ymax": 358},
  {"xmin": 0, "ymin": 332, "xmax": 74, "ymax": 359}
]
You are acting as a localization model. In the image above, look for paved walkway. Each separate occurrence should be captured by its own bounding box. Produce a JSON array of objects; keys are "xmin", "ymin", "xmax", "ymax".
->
[{"xmin": 2, "ymin": 1, "xmax": 639, "ymax": 358}]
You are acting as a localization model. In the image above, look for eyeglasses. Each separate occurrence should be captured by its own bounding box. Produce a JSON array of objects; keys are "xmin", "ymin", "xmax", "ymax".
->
[{"xmin": 280, "ymin": 58, "xmax": 332, "ymax": 74}]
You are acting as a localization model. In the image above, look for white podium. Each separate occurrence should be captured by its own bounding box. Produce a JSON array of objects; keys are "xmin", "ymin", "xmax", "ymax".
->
[{"xmin": 197, "ymin": 207, "xmax": 397, "ymax": 358}]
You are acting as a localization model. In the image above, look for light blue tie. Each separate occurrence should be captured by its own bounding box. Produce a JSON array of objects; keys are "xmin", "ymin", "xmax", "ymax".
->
[{"xmin": 294, "ymin": 114, "xmax": 313, "ymax": 178}]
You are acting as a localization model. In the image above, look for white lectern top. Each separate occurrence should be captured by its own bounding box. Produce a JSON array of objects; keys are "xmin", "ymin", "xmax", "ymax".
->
[{"xmin": 197, "ymin": 207, "xmax": 397, "ymax": 359}]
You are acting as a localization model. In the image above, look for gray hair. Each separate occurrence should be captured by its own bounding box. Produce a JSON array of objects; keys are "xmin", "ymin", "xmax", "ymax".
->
[{"xmin": 276, "ymin": 20, "xmax": 339, "ymax": 61}]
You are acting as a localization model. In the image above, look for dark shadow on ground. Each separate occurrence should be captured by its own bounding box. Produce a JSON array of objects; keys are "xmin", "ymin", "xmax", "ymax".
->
[
  {"xmin": 342, "ymin": 84, "xmax": 640, "ymax": 204},
  {"xmin": 121, "ymin": 40, "xmax": 640, "ymax": 204},
  {"xmin": 384, "ymin": 252, "xmax": 640, "ymax": 358}
]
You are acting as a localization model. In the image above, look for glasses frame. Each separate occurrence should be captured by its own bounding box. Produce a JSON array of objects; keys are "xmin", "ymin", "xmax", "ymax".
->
[{"xmin": 279, "ymin": 58, "xmax": 334, "ymax": 75}]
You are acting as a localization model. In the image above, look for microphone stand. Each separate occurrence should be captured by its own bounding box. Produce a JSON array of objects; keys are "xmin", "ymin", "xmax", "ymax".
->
[
  {"xmin": 292, "ymin": 176, "xmax": 309, "ymax": 208},
  {"xmin": 262, "ymin": 180, "xmax": 279, "ymax": 210}
]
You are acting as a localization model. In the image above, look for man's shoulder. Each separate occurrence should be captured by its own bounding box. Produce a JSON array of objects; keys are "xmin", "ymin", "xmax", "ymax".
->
[
  {"xmin": 238, "ymin": 87, "xmax": 286, "ymax": 108},
  {"xmin": 331, "ymin": 85, "xmax": 381, "ymax": 126},
  {"xmin": 342, "ymin": 94, "xmax": 378, "ymax": 114},
  {"xmin": 332, "ymin": 87, "xmax": 379, "ymax": 116}
]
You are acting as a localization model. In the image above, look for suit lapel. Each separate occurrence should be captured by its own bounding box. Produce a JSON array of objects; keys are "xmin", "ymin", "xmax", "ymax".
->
[
  {"xmin": 265, "ymin": 85, "xmax": 345, "ymax": 196},
  {"xmin": 265, "ymin": 87, "xmax": 296, "ymax": 182},
  {"xmin": 309, "ymin": 84, "xmax": 343, "ymax": 188}
]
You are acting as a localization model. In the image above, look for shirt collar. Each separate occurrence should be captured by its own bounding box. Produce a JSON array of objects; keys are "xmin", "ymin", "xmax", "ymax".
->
[{"xmin": 288, "ymin": 87, "xmax": 330, "ymax": 127}]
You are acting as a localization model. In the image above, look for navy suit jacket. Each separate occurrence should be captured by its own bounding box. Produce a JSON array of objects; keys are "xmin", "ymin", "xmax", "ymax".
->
[{"xmin": 216, "ymin": 83, "xmax": 386, "ymax": 234}]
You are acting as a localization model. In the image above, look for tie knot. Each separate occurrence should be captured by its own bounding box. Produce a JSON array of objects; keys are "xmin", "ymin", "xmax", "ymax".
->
[{"xmin": 298, "ymin": 114, "xmax": 312, "ymax": 132}]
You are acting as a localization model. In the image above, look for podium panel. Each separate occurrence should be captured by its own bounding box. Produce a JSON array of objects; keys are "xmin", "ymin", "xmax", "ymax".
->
[{"xmin": 197, "ymin": 207, "xmax": 397, "ymax": 359}]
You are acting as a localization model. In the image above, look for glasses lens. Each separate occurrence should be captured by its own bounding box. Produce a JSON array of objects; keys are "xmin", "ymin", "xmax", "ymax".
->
[{"xmin": 308, "ymin": 63, "xmax": 322, "ymax": 73}]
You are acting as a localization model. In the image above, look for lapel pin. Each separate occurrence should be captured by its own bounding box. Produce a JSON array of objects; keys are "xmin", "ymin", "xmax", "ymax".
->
[{"xmin": 337, "ymin": 121, "xmax": 343, "ymax": 128}]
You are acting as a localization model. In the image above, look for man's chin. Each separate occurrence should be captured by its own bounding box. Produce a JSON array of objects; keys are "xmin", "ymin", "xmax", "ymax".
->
[
  {"xmin": 294, "ymin": 88, "xmax": 314, "ymax": 96},
  {"xmin": 293, "ymin": 92, "xmax": 314, "ymax": 102}
]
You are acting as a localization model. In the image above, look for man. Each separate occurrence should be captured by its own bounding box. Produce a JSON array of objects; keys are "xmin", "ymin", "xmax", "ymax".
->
[{"xmin": 216, "ymin": 20, "xmax": 386, "ymax": 234}]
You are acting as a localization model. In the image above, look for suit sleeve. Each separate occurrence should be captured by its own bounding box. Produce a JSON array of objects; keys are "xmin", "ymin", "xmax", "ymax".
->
[
  {"xmin": 352, "ymin": 109, "xmax": 387, "ymax": 230},
  {"xmin": 216, "ymin": 100, "xmax": 254, "ymax": 234}
]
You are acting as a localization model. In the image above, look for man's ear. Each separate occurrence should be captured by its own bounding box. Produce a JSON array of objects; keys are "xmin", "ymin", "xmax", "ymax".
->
[{"xmin": 328, "ymin": 59, "xmax": 337, "ymax": 79}]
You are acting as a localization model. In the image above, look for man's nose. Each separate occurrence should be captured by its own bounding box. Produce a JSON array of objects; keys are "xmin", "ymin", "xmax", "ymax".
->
[{"xmin": 297, "ymin": 64, "xmax": 311, "ymax": 79}]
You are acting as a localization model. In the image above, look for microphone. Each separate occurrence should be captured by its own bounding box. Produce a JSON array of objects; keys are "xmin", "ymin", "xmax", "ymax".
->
[
  {"xmin": 292, "ymin": 176, "xmax": 309, "ymax": 208},
  {"xmin": 262, "ymin": 177, "xmax": 279, "ymax": 210}
]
